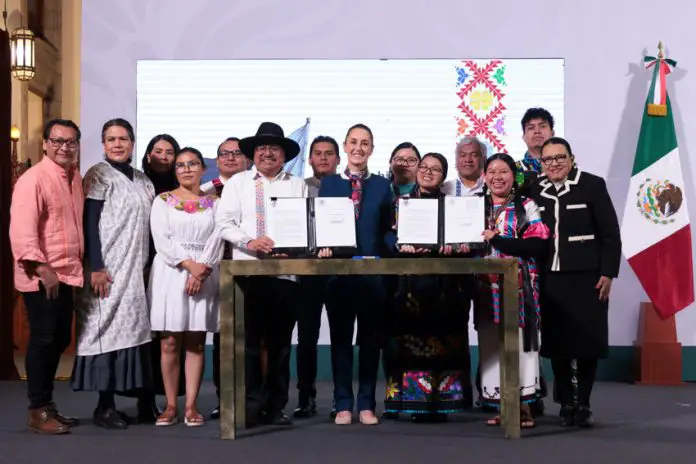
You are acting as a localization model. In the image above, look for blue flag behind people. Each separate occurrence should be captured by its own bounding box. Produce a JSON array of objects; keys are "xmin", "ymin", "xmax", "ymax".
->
[{"xmin": 283, "ymin": 118, "xmax": 311, "ymax": 178}]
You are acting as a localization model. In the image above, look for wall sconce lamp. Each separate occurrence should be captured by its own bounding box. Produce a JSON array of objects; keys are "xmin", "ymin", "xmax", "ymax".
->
[
  {"xmin": 3, "ymin": 0, "xmax": 36, "ymax": 82},
  {"xmin": 10, "ymin": 125, "xmax": 29, "ymax": 184},
  {"xmin": 10, "ymin": 27, "xmax": 36, "ymax": 82}
]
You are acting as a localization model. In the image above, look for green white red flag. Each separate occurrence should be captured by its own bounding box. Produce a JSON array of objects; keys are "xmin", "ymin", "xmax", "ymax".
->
[{"xmin": 620, "ymin": 44, "xmax": 693, "ymax": 319}]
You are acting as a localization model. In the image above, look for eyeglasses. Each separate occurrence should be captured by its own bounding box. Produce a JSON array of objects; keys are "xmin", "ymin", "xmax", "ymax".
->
[
  {"xmin": 393, "ymin": 157, "xmax": 419, "ymax": 167},
  {"xmin": 218, "ymin": 150, "xmax": 244, "ymax": 159},
  {"xmin": 540, "ymin": 154, "xmax": 569, "ymax": 165},
  {"xmin": 47, "ymin": 138, "xmax": 79, "ymax": 150},
  {"xmin": 175, "ymin": 160, "xmax": 203, "ymax": 171},
  {"xmin": 418, "ymin": 165, "xmax": 443, "ymax": 175}
]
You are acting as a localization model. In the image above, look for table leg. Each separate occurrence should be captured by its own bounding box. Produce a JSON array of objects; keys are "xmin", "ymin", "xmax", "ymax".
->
[
  {"xmin": 219, "ymin": 272, "xmax": 236, "ymax": 440},
  {"xmin": 500, "ymin": 263, "xmax": 521, "ymax": 439},
  {"xmin": 233, "ymin": 278, "xmax": 246, "ymax": 431}
]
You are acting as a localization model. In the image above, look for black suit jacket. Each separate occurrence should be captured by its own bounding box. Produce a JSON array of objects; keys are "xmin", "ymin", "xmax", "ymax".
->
[{"xmin": 529, "ymin": 168, "xmax": 622, "ymax": 277}]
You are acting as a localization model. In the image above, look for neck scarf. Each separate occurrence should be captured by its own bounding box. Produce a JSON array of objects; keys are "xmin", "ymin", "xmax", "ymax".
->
[
  {"xmin": 522, "ymin": 152, "xmax": 542, "ymax": 174},
  {"xmin": 345, "ymin": 167, "xmax": 368, "ymax": 219}
]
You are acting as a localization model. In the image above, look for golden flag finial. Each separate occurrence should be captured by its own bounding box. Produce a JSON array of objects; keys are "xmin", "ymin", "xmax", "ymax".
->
[{"xmin": 658, "ymin": 41, "xmax": 665, "ymax": 59}]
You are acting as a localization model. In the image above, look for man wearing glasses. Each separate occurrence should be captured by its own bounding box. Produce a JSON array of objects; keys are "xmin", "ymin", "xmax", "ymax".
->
[
  {"xmin": 9, "ymin": 119, "xmax": 84, "ymax": 434},
  {"xmin": 201, "ymin": 137, "xmax": 250, "ymax": 196},
  {"xmin": 203, "ymin": 136, "xmax": 249, "ymax": 419}
]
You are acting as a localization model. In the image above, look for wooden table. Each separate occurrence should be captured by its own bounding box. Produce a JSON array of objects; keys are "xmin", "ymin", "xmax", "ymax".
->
[{"xmin": 219, "ymin": 258, "xmax": 520, "ymax": 439}]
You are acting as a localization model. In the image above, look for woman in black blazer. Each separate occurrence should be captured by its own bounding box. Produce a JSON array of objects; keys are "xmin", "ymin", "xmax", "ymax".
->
[{"xmin": 530, "ymin": 137, "xmax": 621, "ymax": 428}]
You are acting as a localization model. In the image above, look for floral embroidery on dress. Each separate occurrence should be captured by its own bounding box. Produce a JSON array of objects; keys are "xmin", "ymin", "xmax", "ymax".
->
[{"xmin": 160, "ymin": 192, "xmax": 216, "ymax": 213}]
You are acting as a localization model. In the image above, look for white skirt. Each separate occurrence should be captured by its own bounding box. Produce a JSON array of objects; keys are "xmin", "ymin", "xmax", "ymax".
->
[
  {"xmin": 478, "ymin": 316, "xmax": 540, "ymax": 409},
  {"xmin": 148, "ymin": 253, "xmax": 220, "ymax": 333}
]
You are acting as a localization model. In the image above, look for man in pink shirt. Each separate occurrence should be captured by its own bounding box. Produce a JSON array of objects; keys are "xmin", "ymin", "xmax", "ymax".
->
[{"xmin": 9, "ymin": 119, "xmax": 84, "ymax": 435}]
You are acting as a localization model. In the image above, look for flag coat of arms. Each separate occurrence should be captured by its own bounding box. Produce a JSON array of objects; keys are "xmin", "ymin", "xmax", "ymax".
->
[{"xmin": 621, "ymin": 44, "xmax": 694, "ymax": 319}]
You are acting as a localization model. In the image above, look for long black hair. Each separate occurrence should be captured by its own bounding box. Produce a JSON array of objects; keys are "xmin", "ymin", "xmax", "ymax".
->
[
  {"xmin": 142, "ymin": 134, "xmax": 181, "ymax": 193},
  {"xmin": 142, "ymin": 134, "xmax": 181, "ymax": 177},
  {"xmin": 482, "ymin": 152, "xmax": 526, "ymax": 230},
  {"xmin": 482, "ymin": 152, "xmax": 520, "ymax": 194}
]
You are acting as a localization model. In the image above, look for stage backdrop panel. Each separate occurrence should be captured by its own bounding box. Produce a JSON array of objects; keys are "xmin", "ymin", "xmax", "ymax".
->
[
  {"xmin": 136, "ymin": 59, "xmax": 564, "ymax": 180},
  {"xmin": 82, "ymin": 0, "xmax": 696, "ymax": 368}
]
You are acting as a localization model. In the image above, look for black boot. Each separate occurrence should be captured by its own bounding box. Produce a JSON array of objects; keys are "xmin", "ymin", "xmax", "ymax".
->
[
  {"xmin": 559, "ymin": 405, "xmax": 576, "ymax": 427},
  {"xmin": 575, "ymin": 406, "xmax": 594, "ymax": 428},
  {"xmin": 137, "ymin": 395, "xmax": 162, "ymax": 424}
]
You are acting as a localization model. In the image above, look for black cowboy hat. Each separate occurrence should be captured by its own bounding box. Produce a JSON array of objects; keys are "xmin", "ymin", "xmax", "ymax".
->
[{"xmin": 239, "ymin": 122, "xmax": 300, "ymax": 161}]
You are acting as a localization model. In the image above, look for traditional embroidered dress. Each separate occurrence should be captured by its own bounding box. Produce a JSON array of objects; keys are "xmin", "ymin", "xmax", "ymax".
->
[
  {"xmin": 384, "ymin": 191, "xmax": 472, "ymax": 415},
  {"xmin": 476, "ymin": 196, "xmax": 550, "ymax": 410},
  {"xmin": 148, "ymin": 193, "xmax": 224, "ymax": 332},
  {"xmin": 72, "ymin": 160, "xmax": 155, "ymax": 393}
]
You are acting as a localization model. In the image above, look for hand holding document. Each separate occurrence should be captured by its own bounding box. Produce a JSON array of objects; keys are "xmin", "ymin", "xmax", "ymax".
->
[
  {"xmin": 444, "ymin": 196, "xmax": 485, "ymax": 244},
  {"xmin": 396, "ymin": 198, "xmax": 439, "ymax": 246},
  {"xmin": 265, "ymin": 197, "xmax": 309, "ymax": 249},
  {"xmin": 314, "ymin": 197, "xmax": 357, "ymax": 248}
]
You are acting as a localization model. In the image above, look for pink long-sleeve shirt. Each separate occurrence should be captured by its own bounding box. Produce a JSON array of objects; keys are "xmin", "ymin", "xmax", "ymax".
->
[{"xmin": 9, "ymin": 156, "xmax": 85, "ymax": 292}]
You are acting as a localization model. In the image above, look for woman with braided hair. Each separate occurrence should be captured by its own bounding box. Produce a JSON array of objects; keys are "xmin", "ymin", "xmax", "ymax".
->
[{"xmin": 475, "ymin": 153, "xmax": 550, "ymax": 429}]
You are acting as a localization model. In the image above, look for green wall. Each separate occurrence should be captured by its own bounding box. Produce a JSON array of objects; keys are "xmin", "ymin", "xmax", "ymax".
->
[{"xmin": 204, "ymin": 345, "xmax": 696, "ymax": 382}]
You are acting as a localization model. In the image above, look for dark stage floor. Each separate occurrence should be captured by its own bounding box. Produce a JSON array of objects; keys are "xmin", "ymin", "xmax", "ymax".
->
[{"xmin": 1, "ymin": 380, "xmax": 696, "ymax": 464}]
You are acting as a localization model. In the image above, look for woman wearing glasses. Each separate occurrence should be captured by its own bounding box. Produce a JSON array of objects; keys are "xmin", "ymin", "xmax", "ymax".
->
[
  {"xmin": 148, "ymin": 148, "xmax": 224, "ymax": 427},
  {"xmin": 388, "ymin": 142, "xmax": 421, "ymax": 198},
  {"xmin": 384, "ymin": 153, "xmax": 473, "ymax": 422},
  {"xmin": 530, "ymin": 137, "xmax": 621, "ymax": 428},
  {"xmin": 72, "ymin": 119, "xmax": 156, "ymax": 430}
]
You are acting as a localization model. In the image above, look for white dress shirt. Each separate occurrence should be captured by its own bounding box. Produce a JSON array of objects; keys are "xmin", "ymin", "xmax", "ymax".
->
[
  {"xmin": 216, "ymin": 167, "xmax": 308, "ymax": 279},
  {"xmin": 441, "ymin": 175, "xmax": 485, "ymax": 197}
]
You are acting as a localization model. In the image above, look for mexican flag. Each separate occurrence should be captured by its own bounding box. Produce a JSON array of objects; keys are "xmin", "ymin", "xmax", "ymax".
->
[{"xmin": 621, "ymin": 47, "xmax": 694, "ymax": 319}]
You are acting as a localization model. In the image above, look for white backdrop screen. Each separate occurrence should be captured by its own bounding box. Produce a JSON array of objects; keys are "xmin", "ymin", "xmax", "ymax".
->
[{"xmin": 137, "ymin": 59, "xmax": 564, "ymax": 182}]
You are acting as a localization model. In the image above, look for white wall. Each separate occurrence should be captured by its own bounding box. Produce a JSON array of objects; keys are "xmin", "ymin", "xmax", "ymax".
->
[{"xmin": 80, "ymin": 0, "xmax": 696, "ymax": 346}]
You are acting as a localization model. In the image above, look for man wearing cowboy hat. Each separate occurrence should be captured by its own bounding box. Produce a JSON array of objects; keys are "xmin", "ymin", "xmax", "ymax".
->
[{"xmin": 216, "ymin": 122, "xmax": 308, "ymax": 427}]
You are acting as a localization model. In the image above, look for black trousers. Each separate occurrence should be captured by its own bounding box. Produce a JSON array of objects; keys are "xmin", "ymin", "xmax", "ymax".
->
[
  {"xmin": 325, "ymin": 276, "xmax": 384, "ymax": 412},
  {"xmin": 245, "ymin": 277, "xmax": 299, "ymax": 419},
  {"xmin": 551, "ymin": 358, "xmax": 598, "ymax": 408},
  {"xmin": 295, "ymin": 276, "xmax": 328, "ymax": 403},
  {"xmin": 22, "ymin": 284, "xmax": 74, "ymax": 409}
]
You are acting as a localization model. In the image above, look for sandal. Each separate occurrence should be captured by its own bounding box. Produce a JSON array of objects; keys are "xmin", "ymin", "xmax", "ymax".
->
[
  {"xmin": 184, "ymin": 408, "xmax": 205, "ymax": 427},
  {"xmin": 155, "ymin": 405, "xmax": 178, "ymax": 427},
  {"xmin": 486, "ymin": 415, "xmax": 501, "ymax": 426},
  {"xmin": 520, "ymin": 405, "xmax": 535, "ymax": 429}
]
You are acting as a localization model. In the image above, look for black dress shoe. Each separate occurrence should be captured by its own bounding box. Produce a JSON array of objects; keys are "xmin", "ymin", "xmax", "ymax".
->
[
  {"xmin": 293, "ymin": 398, "xmax": 317, "ymax": 418},
  {"xmin": 116, "ymin": 410, "xmax": 136, "ymax": 425},
  {"xmin": 575, "ymin": 407, "xmax": 594, "ymax": 428},
  {"xmin": 559, "ymin": 405, "xmax": 576, "ymax": 427},
  {"xmin": 136, "ymin": 399, "xmax": 162, "ymax": 424},
  {"xmin": 263, "ymin": 411, "xmax": 292, "ymax": 426},
  {"xmin": 93, "ymin": 409, "xmax": 129, "ymax": 430},
  {"xmin": 210, "ymin": 404, "xmax": 220, "ymax": 420},
  {"xmin": 47, "ymin": 403, "xmax": 80, "ymax": 427}
]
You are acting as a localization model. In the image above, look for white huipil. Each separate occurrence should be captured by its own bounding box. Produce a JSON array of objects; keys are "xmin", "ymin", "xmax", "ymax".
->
[{"xmin": 148, "ymin": 192, "xmax": 224, "ymax": 332}]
